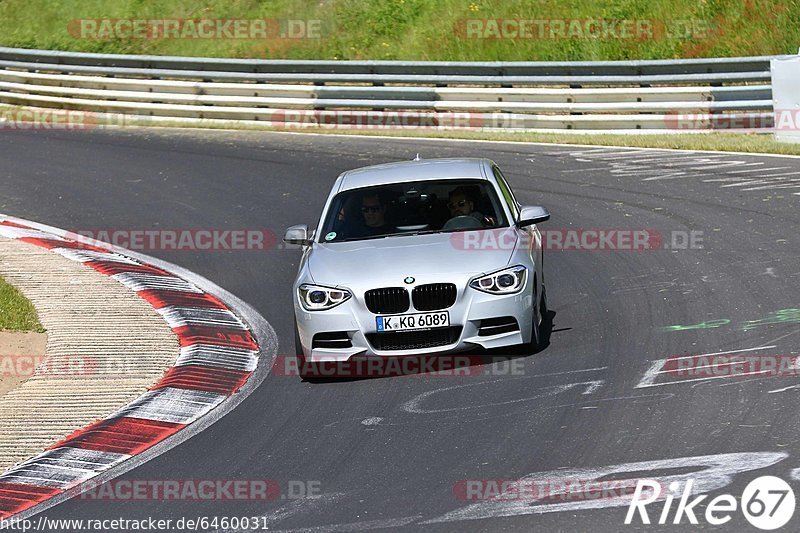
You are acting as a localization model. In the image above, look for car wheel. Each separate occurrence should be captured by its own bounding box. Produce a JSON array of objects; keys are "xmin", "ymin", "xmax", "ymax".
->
[
  {"xmin": 527, "ymin": 281, "xmax": 546, "ymax": 353},
  {"xmin": 531, "ymin": 300, "xmax": 541, "ymax": 351}
]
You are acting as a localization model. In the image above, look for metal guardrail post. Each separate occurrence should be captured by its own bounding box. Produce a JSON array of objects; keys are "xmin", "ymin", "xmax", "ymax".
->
[{"xmin": 771, "ymin": 56, "xmax": 800, "ymax": 142}]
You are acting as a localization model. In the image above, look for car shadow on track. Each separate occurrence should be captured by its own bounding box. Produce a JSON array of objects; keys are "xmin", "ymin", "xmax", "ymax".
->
[{"xmin": 296, "ymin": 310, "xmax": 558, "ymax": 384}]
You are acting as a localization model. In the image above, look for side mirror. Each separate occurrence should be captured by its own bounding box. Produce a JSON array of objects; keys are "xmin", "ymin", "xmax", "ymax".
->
[
  {"xmin": 517, "ymin": 206, "xmax": 550, "ymax": 227},
  {"xmin": 284, "ymin": 224, "xmax": 312, "ymax": 246}
]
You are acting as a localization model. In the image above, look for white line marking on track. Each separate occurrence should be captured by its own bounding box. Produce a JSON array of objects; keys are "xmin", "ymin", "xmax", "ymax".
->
[
  {"xmin": 720, "ymin": 165, "xmax": 789, "ymax": 174},
  {"xmin": 560, "ymin": 166, "xmax": 611, "ymax": 173},
  {"xmin": 763, "ymin": 329, "xmax": 800, "ymax": 346},
  {"xmin": 745, "ymin": 170, "xmax": 800, "ymax": 178},
  {"xmin": 701, "ymin": 162, "xmax": 767, "ymax": 172},
  {"xmin": 768, "ymin": 384, "xmax": 800, "ymax": 394},
  {"xmin": 635, "ymin": 346, "xmax": 778, "ymax": 389},
  {"xmin": 528, "ymin": 366, "xmax": 608, "ymax": 377},
  {"xmin": 742, "ymin": 180, "xmax": 800, "ymax": 191},
  {"xmin": 670, "ymin": 346, "xmax": 777, "ymax": 360}
]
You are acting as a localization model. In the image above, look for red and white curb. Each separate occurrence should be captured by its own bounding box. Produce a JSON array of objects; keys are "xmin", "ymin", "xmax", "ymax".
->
[{"xmin": 0, "ymin": 215, "xmax": 273, "ymax": 520}]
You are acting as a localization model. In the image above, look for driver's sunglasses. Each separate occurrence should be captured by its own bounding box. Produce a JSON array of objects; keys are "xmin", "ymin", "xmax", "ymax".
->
[
  {"xmin": 361, "ymin": 205, "xmax": 382, "ymax": 213},
  {"xmin": 448, "ymin": 200, "xmax": 468, "ymax": 209}
]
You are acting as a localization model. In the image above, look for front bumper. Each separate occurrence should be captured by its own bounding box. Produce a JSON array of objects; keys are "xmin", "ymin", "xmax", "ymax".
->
[{"xmin": 295, "ymin": 282, "xmax": 535, "ymax": 363}]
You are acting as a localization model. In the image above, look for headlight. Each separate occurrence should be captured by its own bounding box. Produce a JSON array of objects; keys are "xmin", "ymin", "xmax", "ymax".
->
[
  {"xmin": 469, "ymin": 265, "xmax": 527, "ymax": 295},
  {"xmin": 298, "ymin": 284, "xmax": 351, "ymax": 311}
]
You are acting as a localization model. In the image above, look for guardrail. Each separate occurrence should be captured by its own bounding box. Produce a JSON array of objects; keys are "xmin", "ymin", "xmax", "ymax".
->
[{"xmin": 0, "ymin": 47, "xmax": 793, "ymax": 132}]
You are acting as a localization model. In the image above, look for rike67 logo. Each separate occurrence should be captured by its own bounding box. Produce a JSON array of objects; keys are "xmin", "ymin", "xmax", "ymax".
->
[{"xmin": 626, "ymin": 476, "xmax": 795, "ymax": 530}]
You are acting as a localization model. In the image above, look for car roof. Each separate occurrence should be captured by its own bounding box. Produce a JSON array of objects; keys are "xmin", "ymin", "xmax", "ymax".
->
[{"xmin": 338, "ymin": 158, "xmax": 492, "ymax": 192}]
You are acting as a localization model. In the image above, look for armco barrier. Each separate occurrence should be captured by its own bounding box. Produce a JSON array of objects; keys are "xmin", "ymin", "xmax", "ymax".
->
[{"xmin": 0, "ymin": 47, "xmax": 794, "ymax": 132}]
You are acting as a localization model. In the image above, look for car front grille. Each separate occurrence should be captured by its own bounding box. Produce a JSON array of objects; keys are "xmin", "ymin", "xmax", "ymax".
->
[
  {"xmin": 412, "ymin": 283, "xmax": 457, "ymax": 311},
  {"xmin": 366, "ymin": 326, "xmax": 462, "ymax": 351},
  {"xmin": 364, "ymin": 287, "xmax": 410, "ymax": 314}
]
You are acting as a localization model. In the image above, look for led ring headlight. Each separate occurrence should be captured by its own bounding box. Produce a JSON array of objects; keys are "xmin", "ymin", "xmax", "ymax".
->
[
  {"xmin": 469, "ymin": 265, "xmax": 527, "ymax": 295},
  {"xmin": 299, "ymin": 284, "xmax": 351, "ymax": 311}
]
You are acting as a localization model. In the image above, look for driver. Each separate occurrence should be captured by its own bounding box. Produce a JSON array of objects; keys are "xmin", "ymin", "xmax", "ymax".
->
[{"xmin": 358, "ymin": 192, "xmax": 394, "ymax": 236}]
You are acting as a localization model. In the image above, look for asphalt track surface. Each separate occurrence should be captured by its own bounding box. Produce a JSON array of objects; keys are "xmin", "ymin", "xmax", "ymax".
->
[{"xmin": 1, "ymin": 128, "xmax": 799, "ymax": 532}]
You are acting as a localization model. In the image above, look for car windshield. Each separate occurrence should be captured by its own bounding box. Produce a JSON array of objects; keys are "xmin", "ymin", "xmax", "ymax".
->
[{"xmin": 318, "ymin": 179, "xmax": 509, "ymax": 243}]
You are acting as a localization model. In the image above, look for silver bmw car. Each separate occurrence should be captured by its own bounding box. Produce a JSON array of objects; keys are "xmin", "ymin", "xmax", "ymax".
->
[{"xmin": 284, "ymin": 157, "xmax": 550, "ymax": 374}]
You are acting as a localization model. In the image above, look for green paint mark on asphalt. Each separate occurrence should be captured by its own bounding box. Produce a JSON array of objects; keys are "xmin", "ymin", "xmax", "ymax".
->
[
  {"xmin": 659, "ymin": 308, "xmax": 800, "ymax": 333},
  {"xmin": 659, "ymin": 319, "xmax": 731, "ymax": 332},
  {"xmin": 739, "ymin": 309, "xmax": 800, "ymax": 331}
]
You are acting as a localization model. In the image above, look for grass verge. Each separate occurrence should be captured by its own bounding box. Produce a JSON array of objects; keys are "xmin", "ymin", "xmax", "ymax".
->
[
  {"xmin": 0, "ymin": 276, "xmax": 45, "ymax": 332},
  {"xmin": 0, "ymin": 0, "xmax": 797, "ymax": 61},
  {"xmin": 100, "ymin": 114, "xmax": 800, "ymax": 156},
  {"xmin": 240, "ymin": 128, "xmax": 800, "ymax": 156}
]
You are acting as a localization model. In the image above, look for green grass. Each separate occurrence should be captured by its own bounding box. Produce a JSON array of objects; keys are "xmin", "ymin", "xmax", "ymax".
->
[
  {"xmin": 0, "ymin": 276, "xmax": 45, "ymax": 332},
  {"xmin": 0, "ymin": 0, "xmax": 797, "ymax": 60},
  {"xmin": 295, "ymin": 130, "xmax": 800, "ymax": 155}
]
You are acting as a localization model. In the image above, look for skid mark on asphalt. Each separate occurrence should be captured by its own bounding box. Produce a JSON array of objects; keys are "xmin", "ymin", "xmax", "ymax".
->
[
  {"xmin": 214, "ymin": 492, "xmax": 346, "ymax": 532},
  {"xmin": 269, "ymin": 515, "xmax": 423, "ymax": 532},
  {"xmin": 402, "ymin": 367, "xmax": 608, "ymax": 415},
  {"xmin": 352, "ymin": 392, "xmax": 674, "ymax": 428},
  {"xmin": 402, "ymin": 393, "xmax": 674, "ymax": 424},
  {"xmin": 402, "ymin": 380, "xmax": 591, "ymax": 415},
  {"xmin": 539, "ymin": 147, "xmax": 800, "ymax": 193}
]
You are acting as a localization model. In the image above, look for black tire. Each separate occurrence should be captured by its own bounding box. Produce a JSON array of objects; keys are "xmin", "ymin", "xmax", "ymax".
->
[
  {"xmin": 540, "ymin": 283, "xmax": 548, "ymax": 318},
  {"xmin": 529, "ymin": 280, "xmax": 547, "ymax": 353},
  {"xmin": 514, "ymin": 279, "xmax": 544, "ymax": 355},
  {"xmin": 530, "ymin": 299, "xmax": 542, "ymax": 352}
]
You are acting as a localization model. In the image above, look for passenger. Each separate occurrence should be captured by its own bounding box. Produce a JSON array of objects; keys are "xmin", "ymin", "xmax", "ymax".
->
[{"xmin": 447, "ymin": 186, "xmax": 495, "ymax": 226}]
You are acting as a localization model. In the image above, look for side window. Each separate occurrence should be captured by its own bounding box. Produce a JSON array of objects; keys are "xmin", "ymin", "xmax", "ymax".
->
[{"xmin": 492, "ymin": 166, "xmax": 520, "ymax": 221}]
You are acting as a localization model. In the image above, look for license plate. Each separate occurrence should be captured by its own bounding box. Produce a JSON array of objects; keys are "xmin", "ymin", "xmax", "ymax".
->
[{"xmin": 376, "ymin": 311, "xmax": 450, "ymax": 332}]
